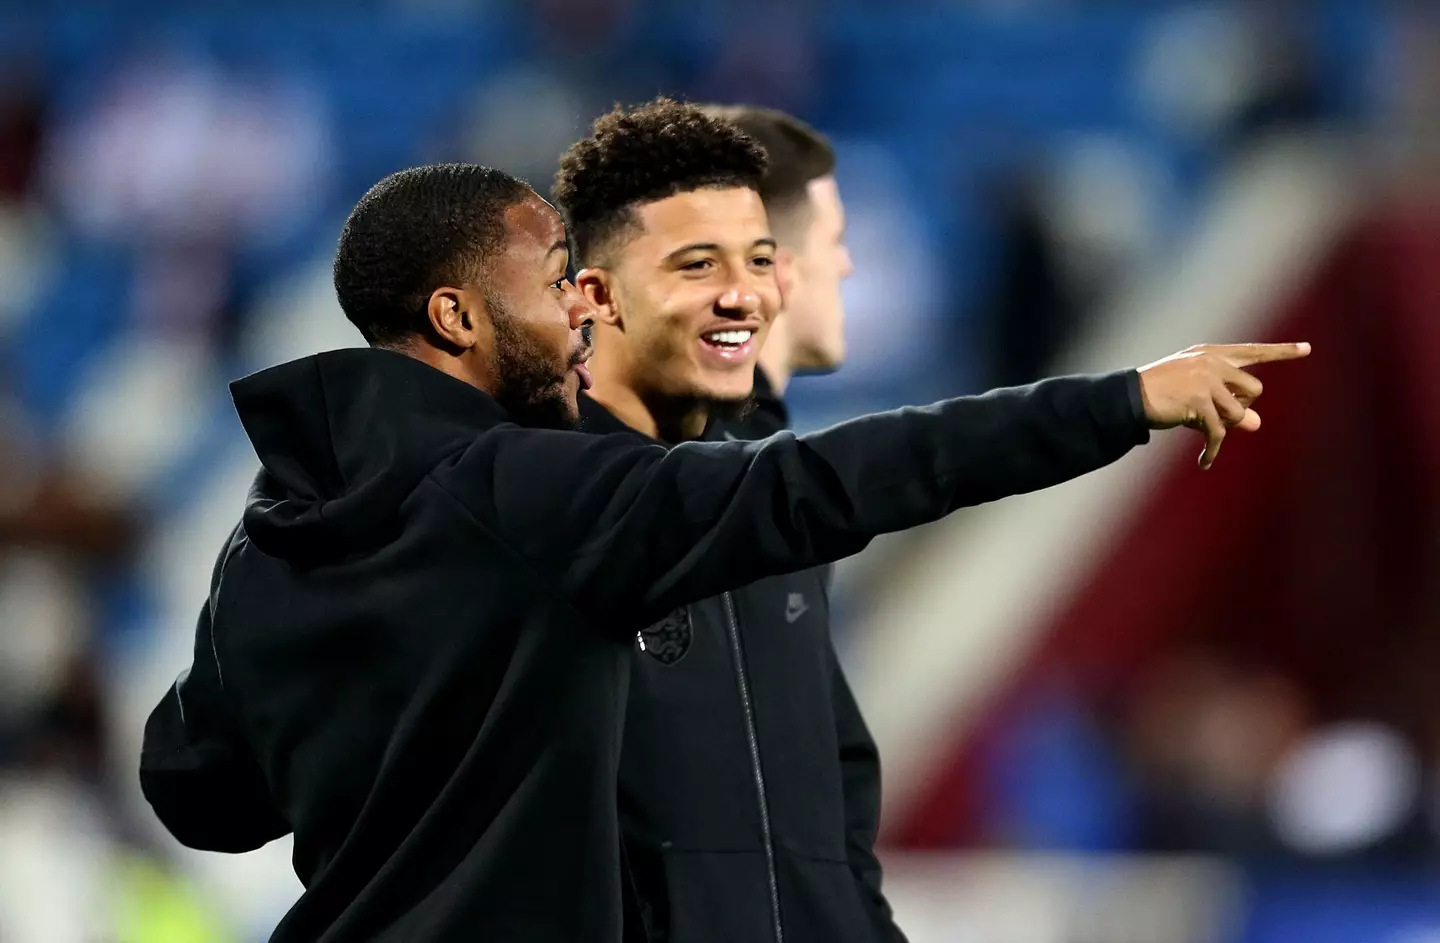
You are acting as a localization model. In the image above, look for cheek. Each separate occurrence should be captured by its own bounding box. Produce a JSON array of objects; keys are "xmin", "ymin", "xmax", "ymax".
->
[
  {"xmin": 532, "ymin": 307, "xmax": 566, "ymax": 338},
  {"xmin": 759, "ymin": 280, "xmax": 783, "ymax": 320},
  {"xmin": 787, "ymin": 296, "xmax": 818, "ymax": 336},
  {"xmin": 550, "ymin": 295, "xmax": 576, "ymax": 329},
  {"xmin": 529, "ymin": 313, "xmax": 574, "ymax": 363},
  {"xmin": 660, "ymin": 312, "xmax": 702, "ymax": 357},
  {"xmin": 641, "ymin": 293, "xmax": 702, "ymax": 347},
  {"xmin": 791, "ymin": 254, "xmax": 822, "ymax": 295}
]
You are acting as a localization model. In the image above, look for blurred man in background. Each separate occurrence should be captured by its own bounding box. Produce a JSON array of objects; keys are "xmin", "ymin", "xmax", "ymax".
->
[{"xmin": 554, "ymin": 97, "xmax": 1306, "ymax": 943}]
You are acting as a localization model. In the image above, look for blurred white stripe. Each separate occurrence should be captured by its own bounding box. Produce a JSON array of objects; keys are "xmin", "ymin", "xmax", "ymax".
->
[
  {"xmin": 881, "ymin": 851, "xmax": 1241, "ymax": 943},
  {"xmin": 847, "ymin": 136, "xmax": 1360, "ymax": 826}
]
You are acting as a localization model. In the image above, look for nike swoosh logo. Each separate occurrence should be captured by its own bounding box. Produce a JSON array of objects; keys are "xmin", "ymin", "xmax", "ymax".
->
[{"xmin": 785, "ymin": 602, "xmax": 808, "ymax": 623}]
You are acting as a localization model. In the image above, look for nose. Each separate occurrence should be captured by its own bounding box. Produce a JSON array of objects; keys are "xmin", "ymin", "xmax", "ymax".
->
[
  {"xmin": 716, "ymin": 282, "xmax": 761, "ymax": 318},
  {"xmin": 567, "ymin": 291, "xmax": 595, "ymax": 331}
]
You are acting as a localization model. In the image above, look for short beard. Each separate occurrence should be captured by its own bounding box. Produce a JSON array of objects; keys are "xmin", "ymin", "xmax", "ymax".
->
[
  {"xmin": 708, "ymin": 394, "xmax": 757, "ymax": 428},
  {"xmin": 611, "ymin": 290, "xmax": 756, "ymax": 440},
  {"xmin": 647, "ymin": 392, "xmax": 756, "ymax": 443},
  {"xmin": 489, "ymin": 295, "xmax": 578, "ymax": 431}
]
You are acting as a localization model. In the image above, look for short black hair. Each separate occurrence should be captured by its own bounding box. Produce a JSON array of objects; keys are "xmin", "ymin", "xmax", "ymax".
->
[
  {"xmin": 701, "ymin": 105, "xmax": 835, "ymax": 244},
  {"xmin": 553, "ymin": 97, "xmax": 768, "ymax": 267},
  {"xmin": 334, "ymin": 163, "xmax": 533, "ymax": 346}
]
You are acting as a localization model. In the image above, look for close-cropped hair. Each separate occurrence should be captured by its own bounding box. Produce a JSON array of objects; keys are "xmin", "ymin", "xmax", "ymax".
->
[
  {"xmin": 553, "ymin": 97, "xmax": 769, "ymax": 266},
  {"xmin": 334, "ymin": 163, "xmax": 531, "ymax": 346}
]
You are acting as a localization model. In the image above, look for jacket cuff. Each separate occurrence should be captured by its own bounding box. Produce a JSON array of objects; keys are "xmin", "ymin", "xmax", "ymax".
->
[{"xmin": 1109, "ymin": 369, "xmax": 1152, "ymax": 446}]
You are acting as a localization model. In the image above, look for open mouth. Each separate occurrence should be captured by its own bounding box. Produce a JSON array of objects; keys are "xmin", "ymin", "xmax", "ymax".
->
[{"xmin": 698, "ymin": 328, "xmax": 759, "ymax": 365}]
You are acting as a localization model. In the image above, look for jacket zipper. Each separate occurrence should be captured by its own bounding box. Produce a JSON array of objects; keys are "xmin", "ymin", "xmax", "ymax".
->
[{"xmin": 721, "ymin": 591, "xmax": 784, "ymax": 943}]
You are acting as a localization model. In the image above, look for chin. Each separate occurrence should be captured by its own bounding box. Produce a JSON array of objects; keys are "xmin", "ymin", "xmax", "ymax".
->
[
  {"xmin": 798, "ymin": 339, "xmax": 847, "ymax": 374},
  {"xmin": 693, "ymin": 364, "xmax": 757, "ymax": 399},
  {"xmin": 695, "ymin": 379, "xmax": 754, "ymax": 404}
]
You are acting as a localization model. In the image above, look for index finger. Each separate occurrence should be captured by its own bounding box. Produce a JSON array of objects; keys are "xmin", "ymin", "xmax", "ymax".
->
[{"xmin": 1212, "ymin": 342, "xmax": 1312, "ymax": 367}]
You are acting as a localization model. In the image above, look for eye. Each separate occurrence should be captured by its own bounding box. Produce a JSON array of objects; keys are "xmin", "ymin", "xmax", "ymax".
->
[
  {"xmin": 680, "ymin": 259, "xmax": 713, "ymax": 273},
  {"xmin": 751, "ymin": 256, "xmax": 775, "ymax": 268},
  {"xmin": 550, "ymin": 278, "xmax": 570, "ymax": 291}
]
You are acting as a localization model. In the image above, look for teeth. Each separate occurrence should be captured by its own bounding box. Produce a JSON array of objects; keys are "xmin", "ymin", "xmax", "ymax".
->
[{"xmin": 704, "ymin": 330, "xmax": 753, "ymax": 346}]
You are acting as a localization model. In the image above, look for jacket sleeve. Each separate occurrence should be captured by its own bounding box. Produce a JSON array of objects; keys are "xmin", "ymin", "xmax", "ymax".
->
[
  {"xmin": 828, "ymin": 640, "xmax": 909, "ymax": 942},
  {"xmin": 433, "ymin": 371, "xmax": 1148, "ymax": 627},
  {"xmin": 139, "ymin": 532, "xmax": 290, "ymax": 852}
]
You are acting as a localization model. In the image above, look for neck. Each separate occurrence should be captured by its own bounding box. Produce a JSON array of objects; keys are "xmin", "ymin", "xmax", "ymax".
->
[
  {"xmin": 587, "ymin": 360, "xmax": 710, "ymax": 444},
  {"xmin": 391, "ymin": 342, "xmax": 493, "ymax": 396}
]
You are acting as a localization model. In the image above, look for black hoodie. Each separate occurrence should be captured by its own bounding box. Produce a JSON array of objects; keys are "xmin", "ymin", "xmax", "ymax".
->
[
  {"xmin": 139, "ymin": 347, "xmax": 1148, "ymax": 942},
  {"xmin": 582, "ymin": 368, "xmax": 910, "ymax": 943}
]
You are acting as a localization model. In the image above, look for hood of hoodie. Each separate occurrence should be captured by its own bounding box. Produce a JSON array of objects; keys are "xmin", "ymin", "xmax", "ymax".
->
[{"xmin": 231, "ymin": 348, "xmax": 508, "ymax": 562}]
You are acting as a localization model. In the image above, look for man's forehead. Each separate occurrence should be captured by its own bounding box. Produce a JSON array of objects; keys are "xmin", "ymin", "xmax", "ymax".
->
[
  {"xmin": 503, "ymin": 195, "xmax": 566, "ymax": 249},
  {"xmin": 632, "ymin": 187, "xmax": 770, "ymax": 246}
]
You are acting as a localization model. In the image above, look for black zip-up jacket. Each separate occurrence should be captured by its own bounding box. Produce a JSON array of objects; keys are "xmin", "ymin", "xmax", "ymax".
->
[
  {"xmin": 582, "ymin": 374, "xmax": 907, "ymax": 943},
  {"xmin": 138, "ymin": 347, "xmax": 1148, "ymax": 942}
]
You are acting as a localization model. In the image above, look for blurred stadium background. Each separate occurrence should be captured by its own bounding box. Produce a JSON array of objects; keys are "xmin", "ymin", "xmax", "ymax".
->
[{"xmin": 0, "ymin": 1, "xmax": 1437, "ymax": 941}]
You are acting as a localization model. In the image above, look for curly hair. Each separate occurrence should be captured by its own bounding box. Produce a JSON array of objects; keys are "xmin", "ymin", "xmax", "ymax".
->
[
  {"xmin": 553, "ymin": 97, "xmax": 768, "ymax": 267},
  {"xmin": 699, "ymin": 105, "xmax": 835, "ymax": 245},
  {"xmin": 333, "ymin": 163, "xmax": 532, "ymax": 346}
]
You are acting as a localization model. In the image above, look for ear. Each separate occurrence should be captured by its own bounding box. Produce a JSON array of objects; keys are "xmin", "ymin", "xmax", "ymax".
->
[
  {"xmin": 427, "ymin": 286, "xmax": 482, "ymax": 350},
  {"xmin": 774, "ymin": 247, "xmax": 797, "ymax": 311},
  {"xmin": 575, "ymin": 268, "xmax": 622, "ymax": 328}
]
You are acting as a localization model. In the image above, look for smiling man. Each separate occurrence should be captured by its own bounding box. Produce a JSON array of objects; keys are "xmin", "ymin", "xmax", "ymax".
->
[
  {"xmin": 557, "ymin": 111, "xmax": 778, "ymax": 441},
  {"xmin": 554, "ymin": 101, "xmax": 855, "ymax": 943},
  {"xmin": 556, "ymin": 98, "xmax": 898, "ymax": 943},
  {"xmin": 555, "ymin": 99, "xmax": 1312, "ymax": 943}
]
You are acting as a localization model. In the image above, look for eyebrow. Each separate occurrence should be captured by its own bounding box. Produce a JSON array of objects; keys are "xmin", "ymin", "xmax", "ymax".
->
[
  {"xmin": 663, "ymin": 238, "xmax": 778, "ymax": 263},
  {"xmin": 546, "ymin": 239, "xmax": 569, "ymax": 257}
]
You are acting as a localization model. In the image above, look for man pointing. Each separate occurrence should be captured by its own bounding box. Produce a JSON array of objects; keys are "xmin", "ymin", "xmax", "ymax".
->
[{"xmin": 140, "ymin": 153, "xmax": 1308, "ymax": 942}]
